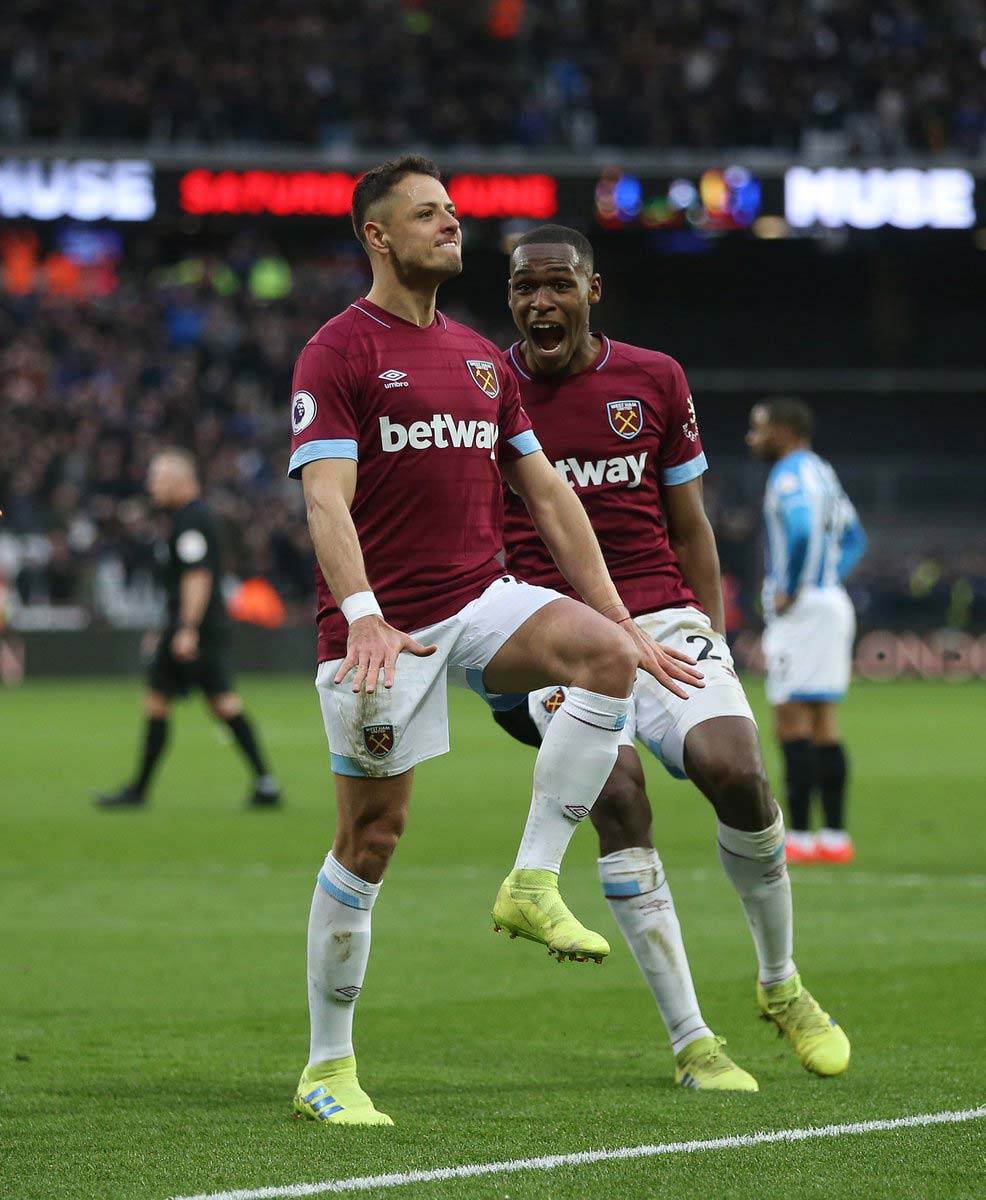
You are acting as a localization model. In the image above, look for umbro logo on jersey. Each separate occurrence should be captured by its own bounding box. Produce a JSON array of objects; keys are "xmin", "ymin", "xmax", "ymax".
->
[
  {"xmin": 555, "ymin": 451, "xmax": 648, "ymax": 490},
  {"xmin": 379, "ymin": 414, "xmax": 499, "ymax": 453},
  {"xmin": 378, "ymin": 369, "xmax": 409, "ymax": 389}
]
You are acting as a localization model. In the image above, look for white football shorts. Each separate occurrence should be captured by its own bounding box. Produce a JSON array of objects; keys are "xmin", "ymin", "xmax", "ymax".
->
[
  {"xmin": 316, "ymin": 575, "xmax": 563, "ymax": 777},
  {"xmin": 762, "ymin": 585, "xmax": 856, "ymax": 706},
  {"xmin": 524, "ymin": 606, "xmax": 756, "ymax": 779}
]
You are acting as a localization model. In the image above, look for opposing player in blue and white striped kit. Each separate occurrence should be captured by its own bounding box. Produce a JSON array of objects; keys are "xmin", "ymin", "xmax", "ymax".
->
[{"xmin": 748, "ymin": 399, "xmax": 867, "ymax": 865}]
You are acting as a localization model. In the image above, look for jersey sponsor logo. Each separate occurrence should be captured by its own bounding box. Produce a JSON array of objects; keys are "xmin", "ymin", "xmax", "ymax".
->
[
  {"xmin": 465, "ymin": 359, "xmax": 500, "ymax": 398},
  {"xmin": 682, "ymin": 394, "xmax": 700, "ymax": 442},
  {"xmin": 541, "ymin": 686, "xmax": 566, "ymax": 714},
  {"xmin": 292, "ymin": 390, "xmax": 317, "ymax": 434},
  {"xmin": 379, "ymin": 413, "xmax": 499, "ymax": 453},
  {"xmin": 378, "ymin": 369, "xmax": 409, "ymax": 389},
  {"xmin": 362, "ymin": 724, "xmax": 394, "ymax": 758},
  {"xmin": 555, "ymin": 451, "xmax": 648, "ymax": 490},
  {"xmin": 175, "ymin": 528, "xmax": 208, "ymax": 564},
  {"xmin": 607, "ymin": 397, "xmax": 643, "ymax": 439}
]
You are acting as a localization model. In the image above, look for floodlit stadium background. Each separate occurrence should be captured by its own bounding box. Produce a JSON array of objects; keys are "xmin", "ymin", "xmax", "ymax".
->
[
  {"xmin": 3, "ymin": 6, "xmax": 986, "ymax": 1200},
  {"xmin": 2, "ymin": 1, "xmax": 985, "ymax": 679}
]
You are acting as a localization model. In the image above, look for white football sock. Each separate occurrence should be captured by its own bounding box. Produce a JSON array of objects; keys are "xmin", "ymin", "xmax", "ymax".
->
[
  {"xmin": 717, "ymin": 812, "xmax": 797, "ymax": 986},
  {"xmin": 599, "ymin": 847, "xmax": 713, "ymax": 1054},
  {"xmin": 307, "ymin": 852, "xmax": 381, "ymax": 1066},
  {"xmin": 514, "ymin": 686, "xmax": 632, "ymax": 874}
]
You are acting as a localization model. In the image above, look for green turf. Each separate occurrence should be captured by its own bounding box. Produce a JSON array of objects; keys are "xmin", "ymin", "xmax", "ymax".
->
[{"xmin": 1, "ymin": 675, "xmax": 984, "ymax": 1199}]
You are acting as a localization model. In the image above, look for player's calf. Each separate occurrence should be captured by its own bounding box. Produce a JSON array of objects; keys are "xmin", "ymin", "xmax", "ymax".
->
[
  {"xmin": 589, "ymin": 748, "xmax": 652, "ymax": 856},
  {"xmin": 332, "ymin": 774, "xmax": 410, "ymax": 883}
]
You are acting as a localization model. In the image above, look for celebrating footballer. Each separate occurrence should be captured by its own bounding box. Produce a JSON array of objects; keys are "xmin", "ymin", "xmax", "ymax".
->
[
  {"xmin": 287, "ymin": 158, "xmax": 704, "ymax": 1126},
  {"xmin": 490, "ymin": 225, "xmax": 851, "ymax": 1091}
]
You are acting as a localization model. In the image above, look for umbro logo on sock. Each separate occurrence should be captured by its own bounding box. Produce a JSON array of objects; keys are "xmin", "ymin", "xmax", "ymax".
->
[
  {"xmin": 335, "ymin": 985, "xmax": 362, "ymax": 1001},
  {"xmin": 563, "ymin": 804, "xmax": 590, "ymax": 821}
]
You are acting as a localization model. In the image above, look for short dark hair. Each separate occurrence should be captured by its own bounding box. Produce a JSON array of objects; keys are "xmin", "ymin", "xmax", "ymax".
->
[
  {"xmin": 512, "ymin": 224, "xmax": 594, "ymax": 274},
  {"xmin": 351, "ymin": 155, "xmax": 442, "ymax": 245},
  {"xmin": 761, "ymin": 397, "xmax": 815, "ymax": 440}
]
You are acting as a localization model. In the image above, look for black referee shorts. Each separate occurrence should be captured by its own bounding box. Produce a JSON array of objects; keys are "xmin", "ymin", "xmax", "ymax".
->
[{"xmin": 147, "ymin": 630, "xmax": 234, "ymax": 699}]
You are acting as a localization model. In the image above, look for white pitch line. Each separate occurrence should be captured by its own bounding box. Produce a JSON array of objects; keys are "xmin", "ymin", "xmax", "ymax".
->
[{"xmin": 168, "ymin": 1105, "xmax": 986, "ymax": 1200}]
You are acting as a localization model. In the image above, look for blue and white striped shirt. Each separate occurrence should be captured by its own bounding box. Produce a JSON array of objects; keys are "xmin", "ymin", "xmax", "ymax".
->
[{"xmin": 762, "ymin": 448, "xmax": 866, "ymax": 616}]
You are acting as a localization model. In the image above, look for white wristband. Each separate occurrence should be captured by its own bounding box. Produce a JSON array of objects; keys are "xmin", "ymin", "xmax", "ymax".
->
[{"xmin": 341, "ymin": 590, "xmax": 383, "ymax": 624}]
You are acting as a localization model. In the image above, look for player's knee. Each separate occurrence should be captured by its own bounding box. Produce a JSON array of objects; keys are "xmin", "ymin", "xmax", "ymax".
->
[
  {"xmin": 209, "ymin": 693, "xmax": 241, "ymax": 720},
  {"xmin": 349, "ymin": 809, "xmax": 406, "ymax": 878},
  {"xmin": 710, "ymin": 753, "xmax": 773, "ymax": 824},
  {"xmin": 591, "ymin": 759, "xmax": 651, "ymax": 852},
  {"xmin": 144, "ymin": 692, "xmax": 169, "ymax": 719},
  {"xmin": 580, "ymin": 622, "xmax": 637, "ymax": 697}
]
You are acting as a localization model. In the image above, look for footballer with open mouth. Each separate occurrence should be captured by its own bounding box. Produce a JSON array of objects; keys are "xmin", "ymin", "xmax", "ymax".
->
[{"xmin": 508, "ymin": 238, "xmax": 603, "ymax": 376}]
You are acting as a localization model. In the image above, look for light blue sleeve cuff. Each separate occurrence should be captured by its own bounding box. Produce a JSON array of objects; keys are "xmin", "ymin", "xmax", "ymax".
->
[
  {"xmin": 506, "ymin": 429, "xmax": 541, "ymax": 457},
  {"xmin": 661, "ymin": 452, "xmax": 708, "ymax": 486},
  {"xmin": 288, "ymin": 439, "xmax": 359, "ymax": 478}
]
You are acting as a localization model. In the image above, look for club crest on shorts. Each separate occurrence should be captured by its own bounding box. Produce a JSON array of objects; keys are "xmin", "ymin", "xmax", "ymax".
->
[
  {"xmin": 541, "ymin": 687, "xmax": 566, "ymax": 714},
  {"xmin": 362, "ymin": 724, "xmax": 394, "ymax": 758},
  {"xmin": 607, "ymin": 398, "xmax": 643, "ymax": 440},
  {"xmin": 465, "ymin": 359, "xmax": 500, "ymax": 398}
]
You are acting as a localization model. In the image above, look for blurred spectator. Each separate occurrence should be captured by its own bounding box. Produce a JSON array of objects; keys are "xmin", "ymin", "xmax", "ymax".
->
[
  {"xmin": 0, "ymin": 234, "xmax": 373, "ymax": 624},
  {"xmin": 1, "ymin": 0, "xmax": 983, "ymax": 155}
]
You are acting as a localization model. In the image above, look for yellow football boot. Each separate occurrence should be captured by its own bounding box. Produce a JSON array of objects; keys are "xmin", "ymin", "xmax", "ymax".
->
[
  {"xmin": 294, "ymin": 1055, "xmax": 393, "ymax": 1126},
  {"xmin": 758, "ymin": 973, "xmax": 850, "ymax": 1076},
  {"xmin": 674, "ymin": 1035, "xmax": 759, "ymax": 1091},
  {"xmin": 492, "ymin": 868, "xmax": 609, "ymax": 963}
]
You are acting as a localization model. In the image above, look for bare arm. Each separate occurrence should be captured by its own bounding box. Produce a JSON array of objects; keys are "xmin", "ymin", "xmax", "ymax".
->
[
  {"xmin": 663, "ymin": 476, "xmax": 726, "ymax": 635},
  {"xmin": 664, "ymin": 477, "xmax": 726, "ymax": 634},
  {"xmin": 301, "ymin": 458, "xmax": 436, "ymax": 692},
  {"xmin": 502, "ymin": 452, "xmax": 702, "ymax": 697},
  {"xmin": 171, "ymin": 568, "xmax": 212, "ymax": 661},
  {"xmin": 302, "ymin": 457, "xmax": 370, "ymax": 604}
]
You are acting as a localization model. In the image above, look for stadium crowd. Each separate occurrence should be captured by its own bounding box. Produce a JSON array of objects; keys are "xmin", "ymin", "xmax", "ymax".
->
[
  {"xmin": 2, "ymin": 235, "xmax": 982, "ymax": 636},
  {"xmin": 3, "ymin": 0, "xmax": 984, "ymax": 155}
]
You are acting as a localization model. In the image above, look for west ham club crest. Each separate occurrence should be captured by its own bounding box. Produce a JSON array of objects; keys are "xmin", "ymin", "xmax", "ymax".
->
[
  {"xmin": 362, "ymin": 724, "xmax": 394, "ymax": 758},
  {"xmin": 465, "ymin": 360, "xmax": 500, "ymax": 398},
  {"xmin": 607, "ymin": 398, "xmax": 643, "ymax": 440}
]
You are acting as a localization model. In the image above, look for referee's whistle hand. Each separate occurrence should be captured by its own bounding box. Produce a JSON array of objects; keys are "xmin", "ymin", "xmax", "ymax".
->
[{"xmin": 171, "ymin": 628, "xmax": 200, "ymax": 661}]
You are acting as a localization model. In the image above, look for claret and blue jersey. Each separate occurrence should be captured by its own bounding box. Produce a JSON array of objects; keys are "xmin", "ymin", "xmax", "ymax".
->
[{"xmin": 762, "ymin": 448, "xmax": 867, "ymax": 617}]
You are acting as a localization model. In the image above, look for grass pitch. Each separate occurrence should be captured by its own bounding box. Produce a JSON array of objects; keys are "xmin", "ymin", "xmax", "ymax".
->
[{"xmin": 1, "ymin": 675, "xmax": 984, "ymax": 1199}]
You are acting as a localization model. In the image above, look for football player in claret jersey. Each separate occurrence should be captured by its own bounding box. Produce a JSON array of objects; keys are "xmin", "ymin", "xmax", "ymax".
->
[
  {"xmin": 494, "ymin": 225, "xmax": 851, "ymax": 1088},
  {"xmin": 286, "ymin": 158, "xmax": 703, "ymax": 1126},
  {"xmin": 747, "ymin": 398, "xmax": 867, "ymax": 865}
]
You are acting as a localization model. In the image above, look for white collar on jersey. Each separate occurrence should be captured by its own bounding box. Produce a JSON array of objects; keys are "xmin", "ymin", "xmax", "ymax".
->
[{"xmin": 509, "ymin": 333, "xmax": 611, "ymax": 381}]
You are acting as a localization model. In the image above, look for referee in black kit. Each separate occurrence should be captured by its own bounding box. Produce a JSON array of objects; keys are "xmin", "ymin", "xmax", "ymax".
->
[{"xmin": 96, "ymin": 448, "xmax": 282, "ymax": 809}]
